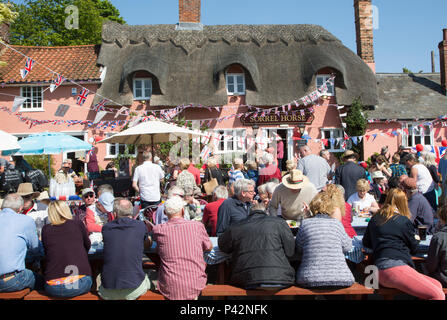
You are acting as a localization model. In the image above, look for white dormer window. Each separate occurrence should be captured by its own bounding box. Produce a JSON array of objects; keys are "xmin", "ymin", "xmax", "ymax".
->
[
  {"xmin": 133, "ymin": 78, "xmax": 152, "ymax": 100},
  {"xmin": 316, "ymin": 75, "xmax": 335, "ymax": 96},
  {"xmin": 226, "ymin": 73, "xmax": 245, "ymax": 95}
]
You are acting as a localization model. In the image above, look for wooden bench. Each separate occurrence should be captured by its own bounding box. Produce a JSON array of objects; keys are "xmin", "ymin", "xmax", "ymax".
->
[
  {"xmin": 22, "ymin": 290, "xmax": 165, "ymax": 300},
  {"xmin": 0, "ymin": 289, "xmax": 30, "ymax": 300},
  {"xmin": 24, "ymin": 291, "xmax": 101, "ymax": 300},
  {"xmin": 375, "ymin": 287, "xmax": 447, "ymax": 300},
  {"xmin": 201, "ymin": 283, "xmax": 374, "ymax": 300}
]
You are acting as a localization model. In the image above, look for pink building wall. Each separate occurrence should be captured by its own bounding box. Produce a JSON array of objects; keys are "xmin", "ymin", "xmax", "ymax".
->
[{"xmin": 0, "ymin": 84, "xmax": 136, "ymax": 173}]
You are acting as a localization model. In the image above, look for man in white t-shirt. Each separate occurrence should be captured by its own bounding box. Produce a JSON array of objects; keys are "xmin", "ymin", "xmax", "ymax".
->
[{"xmin": 132, "ymin": 151, "xmax": 165, "ymax": 209}]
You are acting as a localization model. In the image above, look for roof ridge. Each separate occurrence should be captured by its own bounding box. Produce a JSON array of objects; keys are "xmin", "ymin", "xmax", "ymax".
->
[{"xmin": 9, "ymin": 44, "xmax": 97, "ymax": 49}]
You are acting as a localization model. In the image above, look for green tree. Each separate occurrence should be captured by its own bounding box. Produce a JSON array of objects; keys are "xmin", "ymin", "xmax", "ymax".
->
[
  {"xmin": 9, "ymin": 0, "xmax": 125, "ymax": 46},
  {"xmin": 344, "ymin": 97, "xmax": 367, "ymax": 160},
  {"xmin": 0, "ymin": 2, "xmax": 18, "ymax": 65}
]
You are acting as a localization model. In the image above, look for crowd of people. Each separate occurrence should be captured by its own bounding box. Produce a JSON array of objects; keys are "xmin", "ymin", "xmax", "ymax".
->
[{"xmin": 2, "ymin": 143, "xmax": 447, "ymax": 300}]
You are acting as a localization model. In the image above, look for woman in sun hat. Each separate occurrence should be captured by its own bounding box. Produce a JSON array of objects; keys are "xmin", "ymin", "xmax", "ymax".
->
[
  {"xmin": 268, "ymin": 169, "xmax": 318, "ymax": 223},
  {"xmin": 370, "ymin": 171, "xmax": 388, "ymax": 204}
]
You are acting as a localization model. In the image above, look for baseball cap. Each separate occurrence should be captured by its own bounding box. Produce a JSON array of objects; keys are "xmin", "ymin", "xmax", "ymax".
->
[
  {"xmin": 82, "ymin": 188, "xmax": 95, "ymax": 197},
  {"xmin": 98, "ymin": 192, "xmax": 114, "ymax": 212}
]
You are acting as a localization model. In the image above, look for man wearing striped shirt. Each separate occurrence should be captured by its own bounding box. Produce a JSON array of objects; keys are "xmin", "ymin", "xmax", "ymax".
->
[{"xmin": 152, "ymin": 196, "xmax": 213, "ymax": 300}]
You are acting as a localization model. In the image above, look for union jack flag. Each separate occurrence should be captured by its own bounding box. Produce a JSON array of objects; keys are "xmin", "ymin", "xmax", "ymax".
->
[
  {"xmin": 77, "ymin": 88, "xmax": 89, "ymax": 106},
  {"xmin": 92, "ymin": 98, "xmax": 108, "ymax": 112},
  {"xmin": 20, "ymin": 58, "xmax": 35, "ymax": 79},
  {"xmin": 50, "ymin": 74, "xmax": 65, "ymax": 93}
]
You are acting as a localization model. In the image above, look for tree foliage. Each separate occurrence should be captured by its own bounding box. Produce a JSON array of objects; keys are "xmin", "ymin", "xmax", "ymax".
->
[
  {"xmin": 9, "ymin": 0, "xmax": 125, "ymax": 46},
  {"xmin": 345, "ymin": 97, "xmax": 367, "ymax": 160}
]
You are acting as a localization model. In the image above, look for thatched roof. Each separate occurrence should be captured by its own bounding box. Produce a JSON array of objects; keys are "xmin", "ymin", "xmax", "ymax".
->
[
  {"xmin": 96, "ymin": 22, "xmax": 378, "ymax": 107},
  {"xmin": 368, "ymin": 73, "xmax": 447, "ymax": 120}
]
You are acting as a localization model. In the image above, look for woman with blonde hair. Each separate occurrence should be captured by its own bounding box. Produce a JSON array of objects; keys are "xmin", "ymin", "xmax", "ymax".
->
[
  {"xmin": 41, "ymin": 200, "xmax": 92, "ymax": 298},
  {"xmin": 362, "ymin": 188, "xmax": 445, "ymax": 300},
  {"xmin": 296, "ymin": 191, "xmax": 354, "ymax": 288},
  {"xmin": 347, "ymin": 179, "xmax": 379, "ymax": 214}
]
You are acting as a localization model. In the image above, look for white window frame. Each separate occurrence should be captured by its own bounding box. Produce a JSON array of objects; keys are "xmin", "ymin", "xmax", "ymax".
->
[
  {"xmin": 133, "ymin": 77, "xmax": 152, "ymax": 100},
  {"xmin": 316, "ymin": 74, "xmax": 335, "ymax": 96},
  {"xmin": 214, "ymin": 129, "xmax": 246, "ymax": 154},
  {"xmin": 105, "ymin": 133, "xmax": 137, "ymax": 159},
  {"xmin": 402, "ymin": 123, "xmax": 433, "ymax": 148},
  {"xmin": 20, "ymin": 86, "xmax": 44, "ymax": 111},
  {"xmin": 225, "ymin": 73, "xmax": 246, "ymax": 96},
  {"xmin": 321, "ymin": 128, "xmax": 344, "ymax": 152}
]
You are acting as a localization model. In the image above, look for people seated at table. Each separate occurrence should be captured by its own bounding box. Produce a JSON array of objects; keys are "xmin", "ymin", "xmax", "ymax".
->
[
  {"xmin": 184, "ymin": 187, "xmax": 202, "ymax": 220},
  {"xmin": 401, "ymin": 177, "xmax": 435, "ymax": 235},
  {"xmin": 362, "ymin": 188, "xmax": 445, "ymax": 300},
  {"xmin": 152, "ymin": 196, "xmax": 212, "ymax": 300},
  {"xmin": 41, "ymin": 200, "xmax": 92, "ymax": 298},
  {"xmin": 216, "ymin": 178, "xmax": 255, "ymax": 237},
  {"xmin": 334, "ymin": 150, "xmax": 367, "ymax": 201},
  {"xmin": 268, "ymin": 169, "xmax": 318, "ymax": 224},
  {"xmin": 256, "ymin": 184, "xmax": 269, "ymax": 207},
  {"xmin": 85, "ymin": 192, "xmax": 115, "ymax": 244},
  {"xmin": 296, "ymin": 191, "xmax": 355, "ymax": 288},
  {"xmin": 132, "ymin": 151, "xmax": 165, "ymax": 209},
  {"xmin": 426, "ymin": 205, "xmax": 447, "ymax": 287},
  {"xmin": 326, "ymin": 184, "xmax": 357, "ymax": 239},
  {"xmin": 98, "ymin": 198, "xmax": 152, "ymax": 300},
  {"xmin": 347, "ymin": 179, "xmax": 380, "ymax": 215},
  {"xmin": 218, "ymin": 202, "xmax": 296, "ymax": 290},
  {"xmin": 154, "ymin": 186, "xmax": 187, "ymax": 225},
  {"xmin": 17, "ymin": 183, "xmax": 48, "ymax": 239},
  {"xmin": 370, "ymin": 171, "xmax": 388, "ymax": 205},
  {"xmin": 202, "ymin": 186, "xmax": 228, "ymax": 236},
  {"xmin": 0, "ymin": 193, "xmax": 44, "ymax": 293},
  {"xmin": 71, "ymin": 188, "xmax": 96, "ymax": 226},
  {"xmin": 405, "ymin": 153, "xmax": 437, "ymax": 213},
  {"xmin": 97, "ymin": 184, "xmax": 113, "ymax": 197},
  {"xmin": 258, "ymin": 153, "xmax": 282, "ymax": 186},
  {"xmin": 176, "ymin": 158, "xmax": 201, "ymax": 196}
]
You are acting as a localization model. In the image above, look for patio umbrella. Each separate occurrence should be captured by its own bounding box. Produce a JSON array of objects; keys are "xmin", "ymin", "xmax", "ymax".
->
[
  {"xmin": 99, "ymin": 120, "xmax": 205, "ymax": 157},
  {"xmin": 0, "ymin": 130, "xmax": 21, "ymax": 155},
  {"xmin": 3, "ymin": 132, "xmax": 93, "ymax": 176}
]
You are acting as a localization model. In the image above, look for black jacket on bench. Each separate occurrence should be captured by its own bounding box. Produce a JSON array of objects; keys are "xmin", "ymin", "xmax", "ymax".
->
[{"xmin": 218, "ymin": 210, "xmax": 296, "ymax": 288}]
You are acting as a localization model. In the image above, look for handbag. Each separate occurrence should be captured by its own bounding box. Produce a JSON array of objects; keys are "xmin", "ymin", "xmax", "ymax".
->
[{"xmin": 203, "ymin": 168, "xmax": 219, "ymax": 195}]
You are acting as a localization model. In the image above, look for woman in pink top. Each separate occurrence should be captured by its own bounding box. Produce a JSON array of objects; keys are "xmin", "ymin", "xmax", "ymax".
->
[{"xmin": 85, "ymin": 192, "xmax": 114, "ymax": 243}]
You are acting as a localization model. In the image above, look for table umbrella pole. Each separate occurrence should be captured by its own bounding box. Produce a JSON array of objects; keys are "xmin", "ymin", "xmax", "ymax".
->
[
  {"xmin": 151, "ymin": 134, "xmax": 154, "ymax": 160},
  {"xmin": 48, "ymin": 154, "xmax": 51, "ymax": 178}
]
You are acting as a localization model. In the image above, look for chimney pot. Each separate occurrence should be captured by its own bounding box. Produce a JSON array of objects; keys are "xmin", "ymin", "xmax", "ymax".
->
[{"xmin": 443, "ymin": 29, "xmax": 447, "ymax": 41}]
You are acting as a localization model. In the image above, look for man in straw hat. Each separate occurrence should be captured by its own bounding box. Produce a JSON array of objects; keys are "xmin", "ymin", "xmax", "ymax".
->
[
  {"xmin": 268, "ymin": 169, "xmax": 318, "ymax": 223},
  {"xmin": 17, "ymin": 183, "xmax": 49, "ymax": 239},
  {"xmin": 334, "ymin": 150, "xmax": 366, "ymax": 201}
]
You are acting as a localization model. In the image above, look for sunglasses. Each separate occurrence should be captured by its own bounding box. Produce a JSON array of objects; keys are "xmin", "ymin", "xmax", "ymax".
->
[{"xmin": 83, "ymin": 193, "xmax": 95, "ymax": 198}]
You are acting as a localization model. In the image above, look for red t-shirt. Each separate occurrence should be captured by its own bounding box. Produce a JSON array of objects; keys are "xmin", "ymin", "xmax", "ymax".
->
[
  {"xmin": 342, "ymin": 202, "xmax": 357, "ymax": 238},
  {"xmin": 258, "ymin": 164, "xmax": 282, "ymax": 186},
  {"xmin": 188, "ymin": 164, "xmax": 201, "ymax": 186},
  {"xmin": 202, "ymin": 198, "xmax": 225, "ymax": 237}
]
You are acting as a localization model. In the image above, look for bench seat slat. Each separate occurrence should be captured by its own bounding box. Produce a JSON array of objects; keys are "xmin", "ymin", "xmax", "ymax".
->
[
  {"xmin": 0, "ymin": 289, "xmax": 30, "ymax": 300},
  {"xmin": 201, "ymin": 283, "xmax": 374, "ymax": 296}
]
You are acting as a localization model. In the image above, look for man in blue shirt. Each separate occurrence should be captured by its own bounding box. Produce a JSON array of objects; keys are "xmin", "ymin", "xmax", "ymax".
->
[
  {"xmin": 0, "ymin": 193, "xmax": 44, "ymax": 292},
  {"xmin": 98, "ymin": 198, "xmax": 152, "ymax": 300}
]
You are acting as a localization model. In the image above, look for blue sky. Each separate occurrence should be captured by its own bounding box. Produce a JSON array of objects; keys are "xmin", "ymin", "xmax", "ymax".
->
[{"xmin": 111, "ymin": 0, "xmax": 447, "ymax": 73}]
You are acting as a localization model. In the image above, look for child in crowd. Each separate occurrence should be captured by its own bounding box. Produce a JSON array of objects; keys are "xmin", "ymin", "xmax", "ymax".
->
[{"xmin": 426, "ymin": 205, "xmax": 447, "ymax": 287}]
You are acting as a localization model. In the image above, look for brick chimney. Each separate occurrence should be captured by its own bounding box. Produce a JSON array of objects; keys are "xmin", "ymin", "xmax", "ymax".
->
[
  {"xmin": 354, "ymin": 0, "xmax": 375, "ymax": 72},
  {"xmin": 439, "ymin": 29, "xmax": 447, "ymax": 95},
  {"xmin": 177, "ymin": 0, "xmax": 203, "ymax": 31}
]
